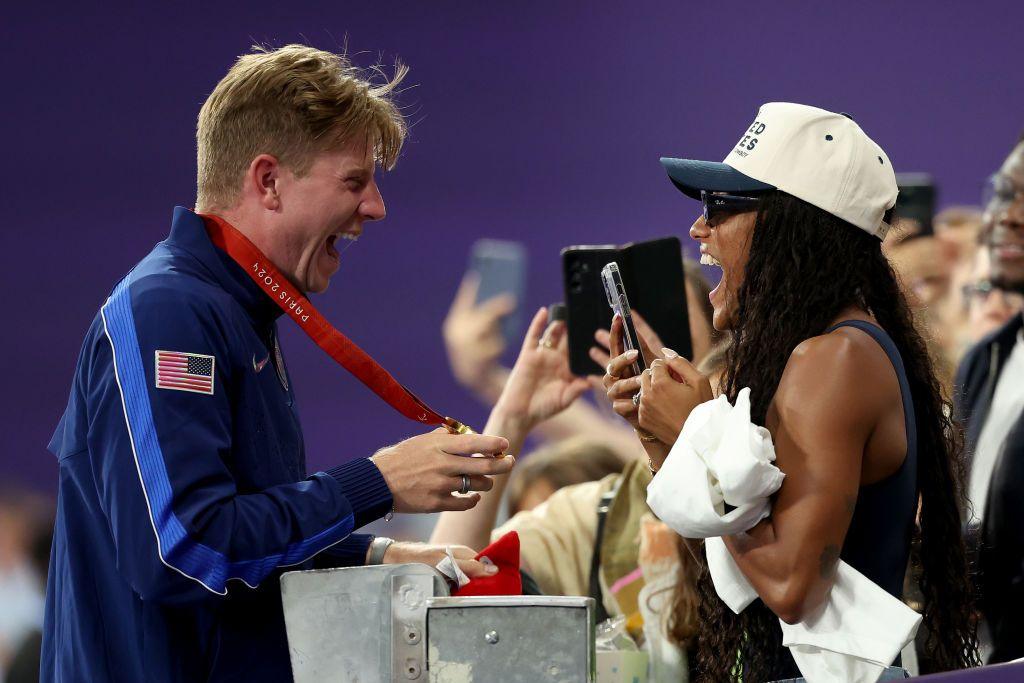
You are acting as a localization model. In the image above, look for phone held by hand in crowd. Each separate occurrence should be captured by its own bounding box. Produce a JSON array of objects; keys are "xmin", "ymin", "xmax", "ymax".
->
[
  {"xmin": 469, "ymin": 239, "xmax": 527, "ymax": 348},
  {"xmin": 892, "ymin": 173, "xmax": 936, "ymax": 241},
  {"xmin": 601, "ymin": 262, "xmax": 646, "ymax": 375},
  {"xmin": 561, "ymin": 236, "xmax": 692, "ymax": 376}
]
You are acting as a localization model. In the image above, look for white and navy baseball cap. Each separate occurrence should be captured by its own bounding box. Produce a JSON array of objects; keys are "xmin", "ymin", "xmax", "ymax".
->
[{"xmin": 661, "ymin": 102, "xmax": 898, "ymax": 239}]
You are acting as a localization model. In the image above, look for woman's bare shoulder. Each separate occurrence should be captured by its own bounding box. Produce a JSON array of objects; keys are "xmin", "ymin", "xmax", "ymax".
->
[{"xmin": 772, "ymin": 327, "xmax": 892, "ymax": 434}]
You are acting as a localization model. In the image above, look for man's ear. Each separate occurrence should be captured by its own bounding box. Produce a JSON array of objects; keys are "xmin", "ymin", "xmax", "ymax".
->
[{"xmin": 247, "ymin": 154, "xmax": 281, "ymax": 211}]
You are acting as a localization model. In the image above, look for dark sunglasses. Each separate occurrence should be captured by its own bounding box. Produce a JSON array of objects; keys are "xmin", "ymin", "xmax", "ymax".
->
[{"xmin": 701, "ymin": 190, "xmax": 762, "ymax": 227}]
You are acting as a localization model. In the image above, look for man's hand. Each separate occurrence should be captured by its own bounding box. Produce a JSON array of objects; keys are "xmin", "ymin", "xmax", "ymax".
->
[
  {"xmin": 371, "ymin": 431, "xmax": 514, "ymax": 513},
  {"xmin": 382, "ymin": 542, "xmax": 499, "ymax": 580}
]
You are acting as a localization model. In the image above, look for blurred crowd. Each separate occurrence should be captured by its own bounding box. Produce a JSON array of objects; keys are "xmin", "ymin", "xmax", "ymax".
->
[
  {"xmin": 0, "ymin": 491, "xmax": 52, "ymax": 683},
  {"xmin": 884, "ymin": 205, "xmax": 1022, "ymax": 390}
]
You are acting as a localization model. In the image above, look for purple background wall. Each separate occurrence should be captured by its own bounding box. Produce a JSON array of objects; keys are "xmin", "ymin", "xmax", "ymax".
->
[{"xmin": 5, "ymin": 1, "xmax": 1022, "ymax": 492}]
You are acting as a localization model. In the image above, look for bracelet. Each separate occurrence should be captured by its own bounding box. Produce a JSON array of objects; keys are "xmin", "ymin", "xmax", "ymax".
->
[
  {"xmin": 635, "ymin": 429, "xmax": 660, "ymax": 476},
  {"xmin": 635, "ymin": 428, "xmax": 658, "ymax": 443},
  {"xmin": 367, "ymin": 536, "xmax": 395, "ymax": 565}
]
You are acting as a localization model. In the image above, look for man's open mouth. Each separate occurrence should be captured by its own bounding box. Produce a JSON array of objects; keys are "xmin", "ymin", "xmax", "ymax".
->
[{"xmin": 325, "ymin": 231, "xmax": 361, "ymax": 259}]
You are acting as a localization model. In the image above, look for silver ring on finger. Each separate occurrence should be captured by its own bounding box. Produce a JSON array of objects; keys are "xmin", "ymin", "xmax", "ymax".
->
[
  {"xmin": 459, "ymin": 474, "xmax": 471, "ymax": 495},
  {"xmin": 632, "ymin": 391, "xmax": 641, "ymax": 407}
]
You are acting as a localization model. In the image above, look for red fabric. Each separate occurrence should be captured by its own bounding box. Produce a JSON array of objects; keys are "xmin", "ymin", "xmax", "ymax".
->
[{"xmin": 454, "ymin": 532, "xmax": 522, "ymax": 596}]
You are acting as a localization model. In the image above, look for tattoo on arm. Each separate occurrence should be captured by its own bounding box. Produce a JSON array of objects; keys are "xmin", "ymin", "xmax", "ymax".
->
[
  {"xmin": 816, "ymin": 497, "xmax": 853, "ymax": 580},
  {"xmin": 819, "ymin": 544, "xmax": 840, "ymax": 579}
]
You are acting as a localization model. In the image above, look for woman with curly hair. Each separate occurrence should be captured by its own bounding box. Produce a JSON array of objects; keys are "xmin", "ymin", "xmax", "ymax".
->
[{"xmin": 603, "ymin": 103, "xmax": 979, "ymax": 680}]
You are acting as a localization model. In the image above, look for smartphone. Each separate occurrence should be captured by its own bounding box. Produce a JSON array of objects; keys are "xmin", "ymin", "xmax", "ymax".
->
[
  {"xmin": 561, "ymin": 236, "xmax": 691, "ymax": 376},
  {"xmin": 562, "ymin": 244, "xmax": 617, "ymax": 375},
  {"xmin": 548, "ymin": 302, "xmax": 567, "ymax": 323},
  {"xmin": 601, "ymin": 262, "xmax": 646, "ymax": 375},
  {"xmin": 892, "ymin": 173, "xmax": 936, "ymax": 240},
  {"xmin": 469, "ymin": 239, "xmax": 527, "ymax": 348}
]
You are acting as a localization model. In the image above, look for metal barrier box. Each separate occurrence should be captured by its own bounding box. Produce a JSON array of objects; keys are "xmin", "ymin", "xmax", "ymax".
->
[
  {"xmin": 425, "ymin": 595, "xmax": 594, "ymax": 682},
  {"xmin": 281, "ymin": 565, "xmax": 595, "ymax": 683},
  {"xmin": 281, "ymin": 563, "xmax": 449, "ymax": 682}
]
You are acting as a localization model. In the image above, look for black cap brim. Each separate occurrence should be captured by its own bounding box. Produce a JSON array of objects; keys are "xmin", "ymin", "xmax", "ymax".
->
[{"xmin": 660, "ymin": 157, "xmax": 775, "ymax": 200}]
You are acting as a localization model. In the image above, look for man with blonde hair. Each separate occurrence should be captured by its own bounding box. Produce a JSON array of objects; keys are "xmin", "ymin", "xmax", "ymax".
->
[{"xmin": 43, "ymin": 44, "xmax": 513, "ymax": 682}]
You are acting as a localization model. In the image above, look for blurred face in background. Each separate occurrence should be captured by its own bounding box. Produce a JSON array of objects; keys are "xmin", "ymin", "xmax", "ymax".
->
[
  {"xmin": 926, "ymin": 208, "xmax": 985, "ymax": 365},
  {"xmin": 935, "ymin": 207, "xmax": 984, "ymax": 254},
  {"xmin": 884, "ymin": 223, "xmax": 959, "ymax": 310},
  {"xmin": 964, "ymin": 248, "xmax": 1024, "ymax": 341},
  {"xmin": 883, "ymin": 210, "xmax": 964, "ymax": 381},
  {"xmin": 984, "ymin": 141, "xmax": 1024, "ymax": 296}
]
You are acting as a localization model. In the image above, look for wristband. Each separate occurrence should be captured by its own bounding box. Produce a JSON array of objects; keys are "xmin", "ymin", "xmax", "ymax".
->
[{"xmin": 367, "ymin": 536, "xmax": 395, "ymax": 565}]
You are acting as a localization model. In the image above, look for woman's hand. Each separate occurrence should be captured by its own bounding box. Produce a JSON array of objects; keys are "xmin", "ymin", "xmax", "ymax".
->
[
  {"xmin": 589, "ymin": 310, "xmax": 664, "ymax": 375},
  {"xmin": 492, "ymin": 307, "xmax": 591, "ymax": 430},
  {"xmin": 442, "ymin": 273, "xmax": 516, "ymax": 393},
  {"xmin": 600, "ymin": 315, "xmax": 663, "ymax": 428},
  {"xmin": 603, "ymin": 348, "xmax": 644, "ymax": 429},
  {"xmin": 637, "ymin": 349, "xmax": 714, "ymax": 444}
]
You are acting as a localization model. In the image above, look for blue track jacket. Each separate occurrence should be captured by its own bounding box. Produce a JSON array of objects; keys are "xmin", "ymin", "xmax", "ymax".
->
[{"xmin": 43, "ymin": 207, "xmax": 394, "ymax": 682}]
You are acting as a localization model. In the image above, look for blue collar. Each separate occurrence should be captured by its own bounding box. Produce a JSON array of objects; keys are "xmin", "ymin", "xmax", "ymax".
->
[{"xmin": 165, "ymin": 206, "xmax": 284, "ymax": 327}]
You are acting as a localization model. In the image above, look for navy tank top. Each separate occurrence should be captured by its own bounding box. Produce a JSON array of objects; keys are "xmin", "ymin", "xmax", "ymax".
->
[
  {"xmin": 827, "ymin": 320, "xmax": 919, "ymax": 599},
  {"xmin": 769, "ymin": 320, "xmax": 919, "ymax": 680},
  {"xmin": 774, "ymin": 323, "xmax": 921, "ymax": 679}
]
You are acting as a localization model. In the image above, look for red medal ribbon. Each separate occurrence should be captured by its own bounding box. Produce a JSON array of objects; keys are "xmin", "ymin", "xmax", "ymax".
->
[{"xmin": 201, "ymin": 212, "xmax": 471, "ymax": 434}]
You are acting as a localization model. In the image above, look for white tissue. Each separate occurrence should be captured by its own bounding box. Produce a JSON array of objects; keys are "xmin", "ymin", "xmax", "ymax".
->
[
  {"xmin": 647, "ymin": 389, "xmax": 921, "ymax": 683},
  {"xmin": 434, "ymin": 547, "xmax": 470, "ymax": 588}
]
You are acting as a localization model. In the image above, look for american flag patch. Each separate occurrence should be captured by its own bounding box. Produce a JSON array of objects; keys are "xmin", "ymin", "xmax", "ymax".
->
[{"xmin": 155, "ymin": 350, "xmax": 216, "ymax": 395}]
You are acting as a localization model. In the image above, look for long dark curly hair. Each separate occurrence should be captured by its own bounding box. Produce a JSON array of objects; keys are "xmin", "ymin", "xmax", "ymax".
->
[{"xmin": 687, "ymin": 191, "xmax": 979, "ymax": 681}]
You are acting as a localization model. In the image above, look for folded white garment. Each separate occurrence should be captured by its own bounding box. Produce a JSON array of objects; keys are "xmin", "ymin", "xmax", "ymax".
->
[
  {"xmin": 780, "ymin": 559, "xmax": 921, "ymax": 683},
  {"xmin": 648, "ymin": 389, "xmax": 784, "ymax": 538},
  {"xmin": 647, "ymin": 389, "xmax": 921, "ymax": 683}
]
